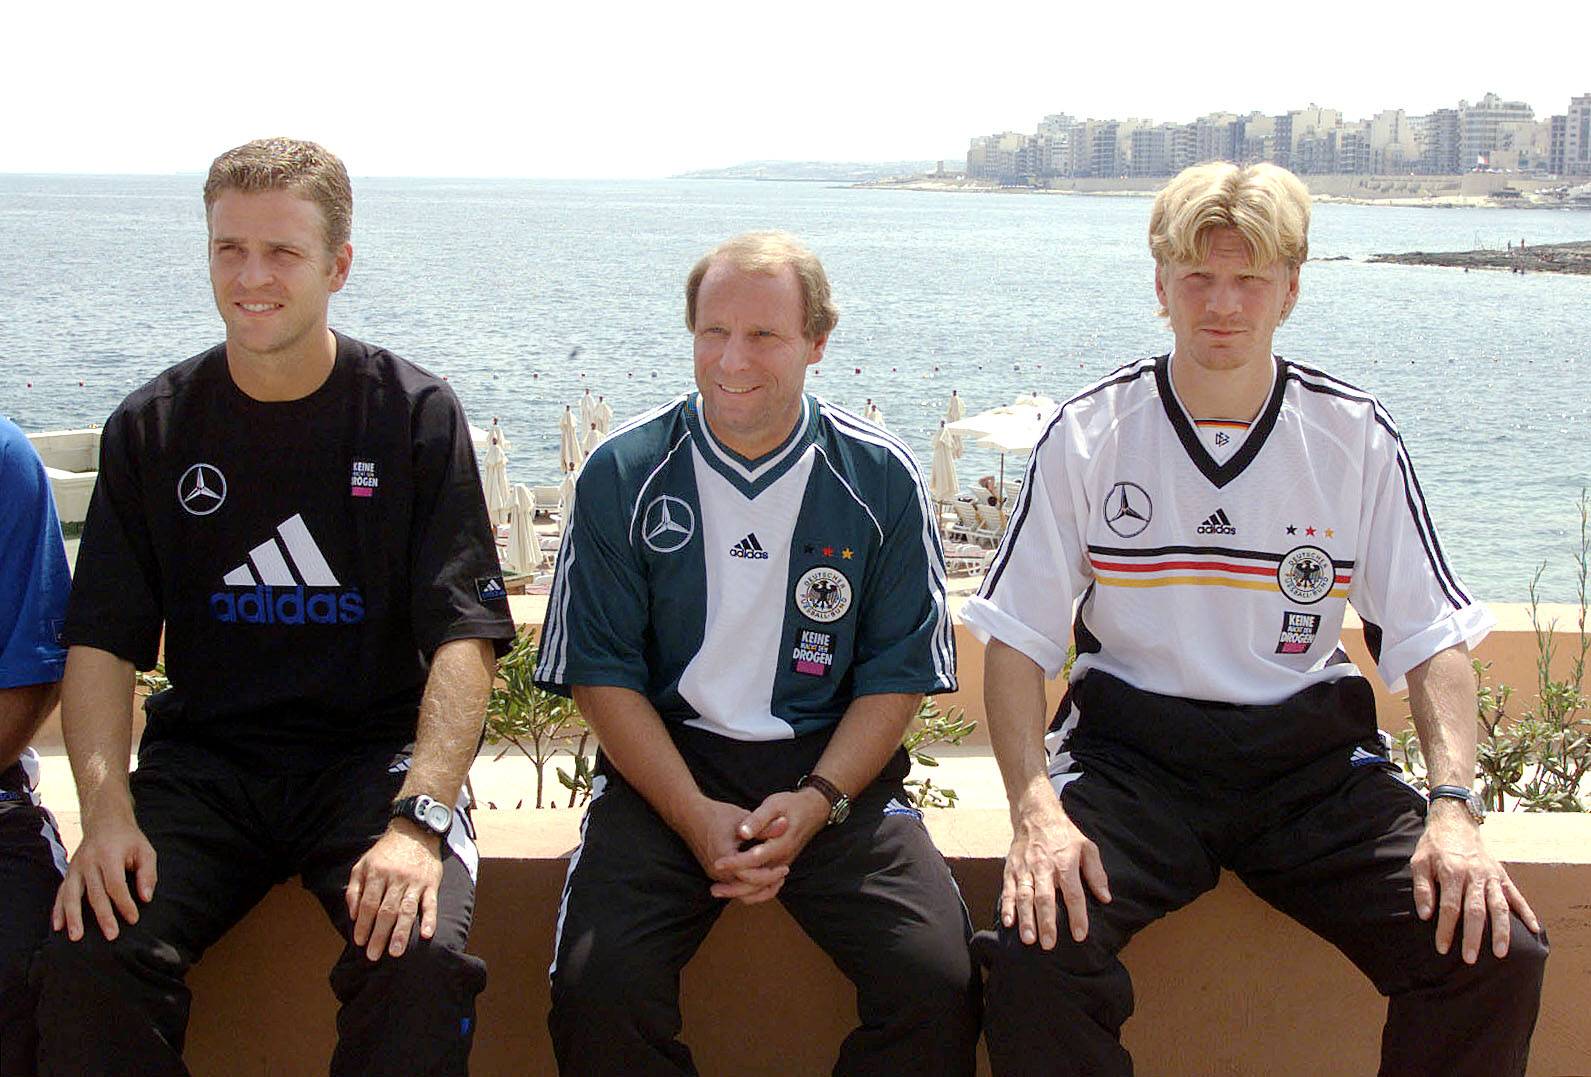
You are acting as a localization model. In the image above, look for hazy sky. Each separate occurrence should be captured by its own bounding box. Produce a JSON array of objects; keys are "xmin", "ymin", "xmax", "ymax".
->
[{"xmin": 8, "ymin": 1, "xmax": 1587, "ymax": 178}]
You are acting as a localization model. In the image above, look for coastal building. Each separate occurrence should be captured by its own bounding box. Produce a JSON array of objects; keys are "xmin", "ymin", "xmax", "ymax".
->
[
  {"xmin": 1238, "ymin": 113, "xmax": 1276, "ymax": 165},
  {"xmin": 1567, "ymin": 95, "xmax": 1591, "ymax": 175},
  {"xmin": 1459, "ymin": 93, "xmax": 1535, "ymax": 169},
  {"xmin": 1419, "ymin": 109, "xmax": 1462, "ymax": 173},
  {"xmin": 1369, "ymin": 110, "xmax": 1421, "ymax": 173},
  {"xmin": 966, "ymin": 132, "xmax": 1028, "ymax": 182},
  {"xmin": 961, "ymin": 88, "xmax": 1569, "ymax": 184},
  {"xmin": 1550, "ymin": 114, "xmax": 1568, "ymax": 175},
  {"xmin": 1130, "ymin": 123, "xmax": 1196, "ymax": 177}
]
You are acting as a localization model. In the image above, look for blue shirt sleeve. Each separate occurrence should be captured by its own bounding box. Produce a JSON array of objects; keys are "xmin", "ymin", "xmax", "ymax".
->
[{"xmin": 0, "ymin": 424, "xmax": 71, "ymax": 688}]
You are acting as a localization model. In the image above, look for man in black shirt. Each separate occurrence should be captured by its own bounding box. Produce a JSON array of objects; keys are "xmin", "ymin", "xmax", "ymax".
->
[{"xmin": 32, "ymin": 138, "xmax": 515, "ymax": 1076}]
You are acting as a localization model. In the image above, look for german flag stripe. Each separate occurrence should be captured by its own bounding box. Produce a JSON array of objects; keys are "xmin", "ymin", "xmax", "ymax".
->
[
  {"xmin": 1096, "ymin": 575, "xmax": 1349, "ymax": 597},
  {"xmin": 1090, "ymin": 557, "xmax": 1351, "ymax": 584}
]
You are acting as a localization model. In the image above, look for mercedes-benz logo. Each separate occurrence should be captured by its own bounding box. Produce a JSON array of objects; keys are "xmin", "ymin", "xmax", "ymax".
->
[
  {"xmin": 178, "ymin": 463, "xmax": 227, "ymax": 517},
  {"xmin": 1103, "ymin": 481, "xmax": 1151, "ymax": 538},
  {"xmin": 641, "ymin": 495, "xmax": 695, "ymax": 553}
]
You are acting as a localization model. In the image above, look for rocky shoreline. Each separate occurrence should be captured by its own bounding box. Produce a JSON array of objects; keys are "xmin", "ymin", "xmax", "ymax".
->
[{"xmin": 1368, "ymin": 241, "xmax": 1591, "ymax": 275}]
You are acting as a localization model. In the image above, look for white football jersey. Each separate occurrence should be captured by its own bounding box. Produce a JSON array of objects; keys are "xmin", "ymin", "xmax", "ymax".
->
[{"xmin": 960, "ymin": 355, "xmax": 1493, "ymax": 704}]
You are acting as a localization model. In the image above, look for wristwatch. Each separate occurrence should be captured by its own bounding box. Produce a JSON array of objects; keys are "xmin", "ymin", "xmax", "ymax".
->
[
  {"xmin": 1428, "ymin": 785, "xmax": 1487, "ymax": 824},
  {"xmin": 391, "ymin": 794, "xmax": 453, "ymax": 837},
  {"xmin": 796, "ymin": 773, "xmax": 851, "ymax": 827}
]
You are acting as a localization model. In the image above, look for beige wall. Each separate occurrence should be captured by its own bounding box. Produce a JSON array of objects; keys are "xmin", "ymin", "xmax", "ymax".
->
[{"xmin": 147, "ymin": 811, "xmax": 1587, "ymax": 1076}]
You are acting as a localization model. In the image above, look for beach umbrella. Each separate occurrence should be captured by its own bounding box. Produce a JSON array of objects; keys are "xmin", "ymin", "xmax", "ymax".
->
[
  {"xmin": 579, "ymin": 388, "xmax": 598, "ymax": 431},
  {"xmin": 946, "ymin": 396, "xmax": 1057, "ymax": 520},
  {"xmin": 582, "ymin": 423, "xmax": 605, "ymax": 458},
  {"xmin": 482, "ymin": 436, "xmax": 512, "ymax": 528},
  {"xmin": 594, "ymin": 395, "xmax": 614, "ymax": 435},
  {"xmin": 558, "ymin": 469, "xmax": 579, "ymax": 535},
  {"xmin": 944, "ymin": 390, "xmax": 966, "ymax": 458},
  {"xmin": 863, "ymin": 399, "xmax": 886, "ymax": 428},
  {"xmin": 559, "ymin": 406, "xmax": 585, "ymax": 474},
  {"xmin": 506, "ymin": 484, "xmax": 540, "ymax": 573},
  {"xmin": 929, "ymin": 422, "xmax": 960, "ymax": 505}
]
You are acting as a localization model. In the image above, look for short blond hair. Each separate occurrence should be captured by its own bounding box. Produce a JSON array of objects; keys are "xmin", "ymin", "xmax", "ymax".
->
[
  {"xmin": 685, "ymin": 231, "xmax": 839, "ymax": 342},
  {"xmin": 203, "ymin": 138, "xmax": 353, "ymax": 254},
  {"xmin": 1149, "ymin": 162, "xmax": 1310, "ymax": 271}
]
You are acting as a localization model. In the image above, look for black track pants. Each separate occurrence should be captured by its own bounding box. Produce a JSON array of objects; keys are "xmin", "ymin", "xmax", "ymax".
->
[
  {"xmin": 32, "ymin": 739, "xmax": 487, "ymax": 1077},
  {"xmin": 975, "ymin": 673, "xmax": 1548, "ymax": 1077},
  {"xmin": 0, "ymin": 773, "xmax": 66, "ymax": 1077},
  {"xmin": 549, "ymin": 734, "xmax": 981, "ymax": 1077}
]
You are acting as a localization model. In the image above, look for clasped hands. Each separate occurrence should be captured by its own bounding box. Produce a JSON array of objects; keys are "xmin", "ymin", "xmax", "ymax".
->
[{"xmin": 679, "ymin": 788, "xmax": 831, "ymax": 905}]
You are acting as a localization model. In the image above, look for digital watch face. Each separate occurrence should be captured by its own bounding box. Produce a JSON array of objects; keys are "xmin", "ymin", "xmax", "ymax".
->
[{"xmin": 424, "ymin": 802, "xmax": 452, "ymax": 833}]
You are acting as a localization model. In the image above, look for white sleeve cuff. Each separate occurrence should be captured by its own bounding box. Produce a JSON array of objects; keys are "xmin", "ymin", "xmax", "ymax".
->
[
  {"xmin": 958, "ymin": 596, "xmax": 1071, "ymax": 680},
  {"xmin": 1378, "ymin": 602, "xmax": 1496, "ymax": 694}
]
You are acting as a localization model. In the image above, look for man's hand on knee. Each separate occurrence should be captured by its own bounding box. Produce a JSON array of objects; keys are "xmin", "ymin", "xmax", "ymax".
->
[
  {"xmin": 52, "ymin": 815, "xmax": 157, "ymax": 942},
  {"xmin": 1411, "ymin": 806, "xmax": 1540, "ymax": 964},
  {"xmin": 1002, "ymin": 796, "xmax": 1110, "ymax": 950},
  {"xmin": 346, "ymin": 824, "xmax": 444, "ymax": 961}
]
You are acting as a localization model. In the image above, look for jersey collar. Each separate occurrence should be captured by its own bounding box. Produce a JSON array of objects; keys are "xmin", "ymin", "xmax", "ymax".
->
[
  {"xmin": 686, "ymin": 393, "xmax": 817, "ymax": 498},
  {"xmin": 1155, "ymin": 352, "xmax": 1288, "ymax": 489}
]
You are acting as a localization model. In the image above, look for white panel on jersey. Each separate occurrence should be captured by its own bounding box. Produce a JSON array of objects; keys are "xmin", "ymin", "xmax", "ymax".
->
[
  {"xmin": 222, "ymin": 564, "xmax": 256, "ymax": 586},
  {"xmin": 276, "ymin": 513, "xmax": 340, "ymax": 586},
  {"xmin": 248, "ymin": 538, "xmax": 297, "ymax": 586},
  {"xmin": 678, "ymin": 445, "xmax": 817, "ymax": 741}
]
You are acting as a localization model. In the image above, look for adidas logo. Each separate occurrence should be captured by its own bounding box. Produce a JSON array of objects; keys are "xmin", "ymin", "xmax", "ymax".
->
[
  {"xmin": 729, "ymin": 532, "xmax": 770, "ymax": 560},
  {"xmin": 1196, "ymin": 509, "xmax": 1237, "ymax": 536},
  {"xmin": 209, "ymin": 513, "xmax": 365, "ymax": 625}
]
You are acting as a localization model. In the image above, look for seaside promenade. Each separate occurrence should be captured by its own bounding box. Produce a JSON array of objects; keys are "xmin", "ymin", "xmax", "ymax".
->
[{"xmin": 27, "ymin": 592, "xmax": 1591, "ymax": 1075}]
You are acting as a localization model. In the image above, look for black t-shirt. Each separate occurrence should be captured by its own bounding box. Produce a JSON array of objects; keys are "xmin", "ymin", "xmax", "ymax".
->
[{"xmin": 65, "ymin": 333, "xmax": 516, "ymax": 767}]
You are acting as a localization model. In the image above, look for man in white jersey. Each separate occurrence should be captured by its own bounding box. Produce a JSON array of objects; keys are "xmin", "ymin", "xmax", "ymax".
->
[
  {"xmin": 536, "ymin": 232, "xmax": 979, "ymax": 1075},
  {"xmin": 963, "ymin": 162, "xmax": 1547, "ymax": 1075}
]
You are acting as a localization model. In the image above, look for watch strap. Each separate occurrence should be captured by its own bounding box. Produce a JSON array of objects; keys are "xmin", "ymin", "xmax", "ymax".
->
[
  {"xmin": 796, "ymin": 773, "xmax": 850, "ymax": 826},
  {"xmin": 1428, "ymin": 785, "xmax": 1485, "ymax": 822}
]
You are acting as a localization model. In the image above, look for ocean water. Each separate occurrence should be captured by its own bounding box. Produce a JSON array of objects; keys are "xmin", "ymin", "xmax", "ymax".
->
[{"xmin": 2, "ymin": 174, "xmax": 1588, "ymax": 602}]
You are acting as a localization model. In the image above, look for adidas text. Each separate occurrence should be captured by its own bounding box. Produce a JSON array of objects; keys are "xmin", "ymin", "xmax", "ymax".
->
[{"xmin": 210, "ymin": 586, "xmax": 365, "ymax": 625}]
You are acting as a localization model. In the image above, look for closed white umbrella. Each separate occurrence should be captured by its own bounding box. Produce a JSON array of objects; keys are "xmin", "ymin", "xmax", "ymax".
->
[
  {"xmin": 863, "ymin": 399, "xmax": 886, "ymax": 428},
  {"xmin": 579, "ymin": 388, "xmax": 598, "ymax": 431},
  {"xmin": 582, "ymin": 423, "xmax": 605, "ymax": 458},
  {"xmin": 558, "ymin": 469, "xmax": 579, "ymax": 534},
  {"xmin": 559, "ymin": 406, "xmax": 585, "ymax": 474},
  {"xmin": 506, "ymin": 484, "xmax": 540, "ymax": 573},
  {"xmin": 944, "ymin": 390, "xmax": 966, "ymax": 458},
  {"xmin": 594, "ymin": 396, "xmax": 614, "ymax": 435},
  {"xmin": 929, "ymin": 422, "xmax": 959, "ymax": 504},
  {"xmin": 482, "ymin": 437, "xmax": 512, "ymax": 528}
]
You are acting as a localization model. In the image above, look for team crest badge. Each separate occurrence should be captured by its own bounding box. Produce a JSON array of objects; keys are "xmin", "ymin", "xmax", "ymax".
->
[
  {"xmin": 794, "ymin": 566, "xmax": 852, "ymax": 623},
  {"xmin": 1277, "ymin": 545, "xmax": 1334, "ymax": 605}
]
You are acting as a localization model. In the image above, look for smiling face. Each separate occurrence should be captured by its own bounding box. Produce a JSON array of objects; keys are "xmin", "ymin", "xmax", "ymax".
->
[
  {"xmin": 1155, "ymin": 227, "xmax": 1299, "ymax": 377},
  {"xmin": 691, "ymin": 261, "xmax": 826, "ymax": 458},
  {"xmin": 207, "ymin": 188, "xmax": 351, "ymax": 366}
]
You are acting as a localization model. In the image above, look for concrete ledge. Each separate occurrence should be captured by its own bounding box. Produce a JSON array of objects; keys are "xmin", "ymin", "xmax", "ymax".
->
[{"xmin": 47, "ymin": 810, "xmax": 1591, "ymax": 1075}]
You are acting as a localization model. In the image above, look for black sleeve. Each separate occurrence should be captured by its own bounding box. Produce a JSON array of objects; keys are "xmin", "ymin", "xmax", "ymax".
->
[
  {"xmin": 407, "ymin": 384, "xmax": 517, "ymax": 659},
  {"xmin": 63, "ymin": 407, "xmax": 165, "ymax": 670}
]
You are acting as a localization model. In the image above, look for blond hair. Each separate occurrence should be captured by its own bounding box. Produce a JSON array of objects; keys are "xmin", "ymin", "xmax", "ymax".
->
[
  {"xmin": 1149, "ymin": 162, "xmax": 1310, "ymax": 271},
  {"xmin": 685, "ymin": 231, "xmax": 839, "ymax": 342},
  {"xmin": 203, "ymin": 138, "xmax": 353, "ymax": 253}
]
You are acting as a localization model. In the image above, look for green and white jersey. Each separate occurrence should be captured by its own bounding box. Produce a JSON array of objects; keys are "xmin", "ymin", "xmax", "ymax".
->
[{"xmin": 535, "ymin": 393, "xmax": 955, "ymax": 740}]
